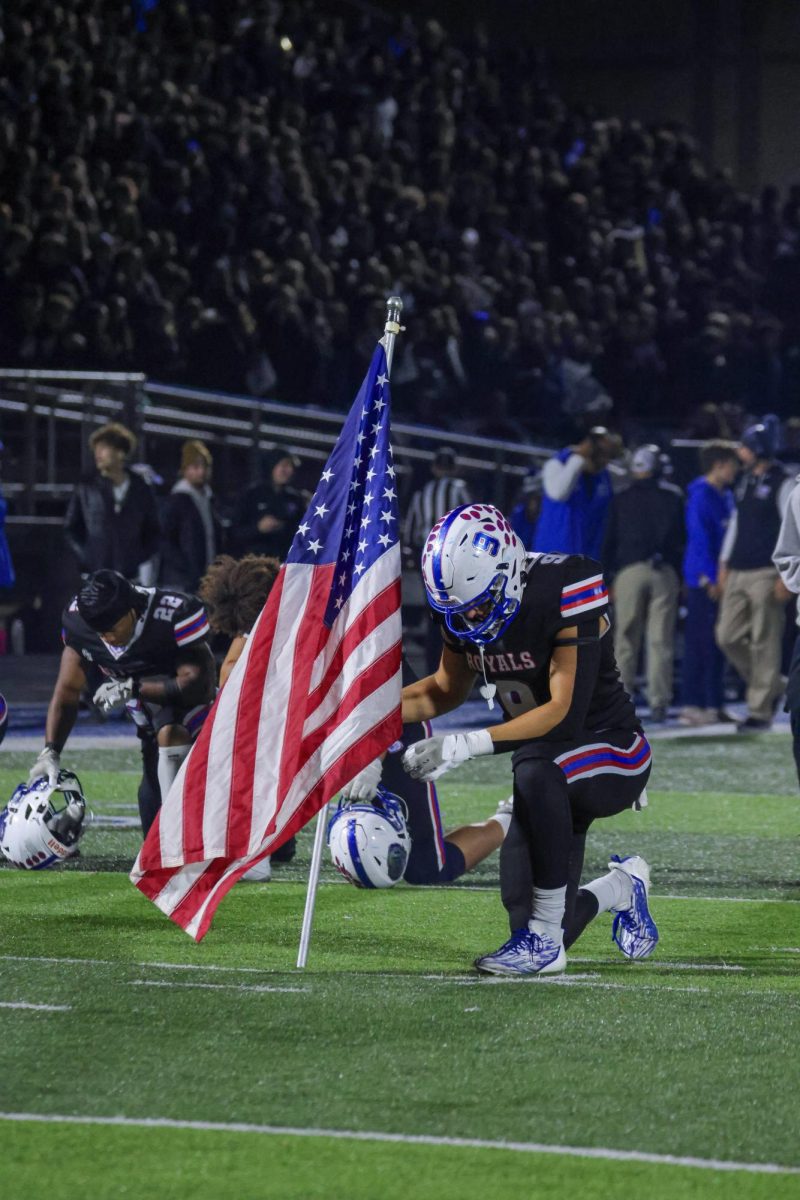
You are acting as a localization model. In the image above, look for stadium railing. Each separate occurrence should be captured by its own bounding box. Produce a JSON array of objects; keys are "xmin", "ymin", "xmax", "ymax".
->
[{"xmin": 0, "ymin": 369, "xmax": 553, "ymax": 515}]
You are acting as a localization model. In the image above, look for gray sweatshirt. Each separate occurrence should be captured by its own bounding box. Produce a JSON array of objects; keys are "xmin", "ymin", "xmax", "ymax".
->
[{"xmin": 772, "ymin": 477, "xmax": 800, "ymax": 626}]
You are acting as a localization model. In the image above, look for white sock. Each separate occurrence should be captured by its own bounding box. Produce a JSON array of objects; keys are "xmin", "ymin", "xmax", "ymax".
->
[
  {"xmin": 157, "ymin": 744, "xmax": 191, "ymax": 804},
  {"xmin": 582, "ymin": 867, "xmax": 632, "ymax": 914},
  {"xmin": 529, "ymin": 885, "xmax": 566, "ymax": 944},
  {"xmin": 490, "ymin": 795, "xmax": 513, "ymax": 837}
]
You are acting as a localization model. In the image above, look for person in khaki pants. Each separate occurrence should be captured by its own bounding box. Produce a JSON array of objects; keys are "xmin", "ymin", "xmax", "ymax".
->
[
  {"xmin": 604, "ymin": 446, "xmax": 685, "ymax": 723},
  {"xmin": 717, "ymin": 423, "xmax": 794, "ymax": 730}
]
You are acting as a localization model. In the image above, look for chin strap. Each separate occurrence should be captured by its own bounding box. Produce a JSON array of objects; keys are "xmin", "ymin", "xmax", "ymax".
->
[{"xmin": 477, "ymin": 644, "xmax": 496, "ymax": 711}]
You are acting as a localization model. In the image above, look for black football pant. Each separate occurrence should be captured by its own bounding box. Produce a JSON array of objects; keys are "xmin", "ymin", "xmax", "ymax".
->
[
  {"xmin": 500, "ymin": 733, "xmax": 652, "ymax": 947},
  {"xmin": 786, "ymin": 632, "xmax": 800, "ymax": 788},
  {"xmin": 137, "ymin": 734, "xmax": 162, "ymax": 837}
]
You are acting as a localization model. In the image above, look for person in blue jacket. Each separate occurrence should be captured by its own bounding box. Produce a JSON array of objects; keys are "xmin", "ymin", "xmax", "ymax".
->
[
  {"xmin": 533, "ymin": 427, "xmax": 621, "ymax": 557},
  {"xmin": 679, "ymin": 441, "xmax": 739, "ymax": 725}
]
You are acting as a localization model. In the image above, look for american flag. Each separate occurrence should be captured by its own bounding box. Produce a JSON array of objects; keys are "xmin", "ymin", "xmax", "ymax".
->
[{"xmin": 131, "ymin": 345, "xmax": 403, "ymax": 941}]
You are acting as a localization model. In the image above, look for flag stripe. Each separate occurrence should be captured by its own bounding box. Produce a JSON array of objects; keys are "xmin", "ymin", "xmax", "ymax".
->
[
  {"xmin": 302, "ymin": 588, "xmax": 401, "ymax": 741},
  {"xmin": 225, "ymin": 572, "xmax": 291, "ymax": 855},
  {"xmin": 272, "ymin": 563, "xmax": 338, "ymax": 841},
  {"xmin": 248, "ymin": 564, "xmax": 332, "ymax": 852},
  {"xmin": 306, "ymin": 572, "xmax": 401, "ymax": 712},
  {"xmin": 299, "ymin": 637, "xmax": 400, "ymax": 766}
]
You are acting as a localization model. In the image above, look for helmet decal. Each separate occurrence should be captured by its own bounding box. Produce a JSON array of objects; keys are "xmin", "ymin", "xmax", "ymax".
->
[{"xmin": 420, "ymin": 504, "xmax": 526, "ymax": 645}]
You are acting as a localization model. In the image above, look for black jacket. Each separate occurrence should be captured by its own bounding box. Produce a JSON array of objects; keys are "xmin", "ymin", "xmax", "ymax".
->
[
  {"xmin": 231, "ymin": 481, "xmax": 306, "ymax": 559},
  {"xmin": 65, "ymin": 471, "xmax": 161, "ymax": 578},
  {"xmin": 603, "ymin": 478, "xmax": 685, "ymax": 577},
  {"xmin": 159, "ymin": 488, "xmax": 223, "ymax": 593}
]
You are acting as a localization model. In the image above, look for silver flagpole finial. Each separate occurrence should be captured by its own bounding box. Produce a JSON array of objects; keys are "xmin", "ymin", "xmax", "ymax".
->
[{"xmin": 381, "ymin": 296, "xmax": 405, "ymax": 377}]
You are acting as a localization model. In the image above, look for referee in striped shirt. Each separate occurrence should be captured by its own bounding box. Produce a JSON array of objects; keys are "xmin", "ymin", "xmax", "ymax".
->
[
  {"xmin": 403, "ymin": 447, "xmax": 471, "ymax": 560},
  {"xmin": 403, "ymin": 447, "xmax": 471, "ymax": 672}
]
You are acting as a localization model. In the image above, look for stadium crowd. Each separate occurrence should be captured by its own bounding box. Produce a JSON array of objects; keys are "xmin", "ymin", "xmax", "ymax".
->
[
  {"xmin": 0, "ymin": 0, "xmax": 799, "ymax": 787},
  {"xmin": 0, "ymin": 0, "xmax": 799, "ymax": 443}
]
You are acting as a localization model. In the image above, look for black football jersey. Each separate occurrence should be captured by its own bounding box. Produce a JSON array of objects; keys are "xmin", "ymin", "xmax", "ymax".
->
[
  {"xmin": 445, "ymin": 553, "xmax": 638, "ymax": 738},
  {"xmin": 62, "ymin": 587, "xmax": 211, "ymax": 681}
]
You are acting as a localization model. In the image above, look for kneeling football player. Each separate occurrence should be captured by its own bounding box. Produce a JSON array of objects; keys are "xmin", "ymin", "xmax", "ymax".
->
[
  {"xmin": 401, "ymin": 504, "xmax": 658, "ymax": 975},
  {"xmin": 28, "ymin": 570, "xmax": 216, "ymax": 836}
]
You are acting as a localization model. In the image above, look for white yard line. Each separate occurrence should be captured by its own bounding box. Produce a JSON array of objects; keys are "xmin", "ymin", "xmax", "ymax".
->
[
  {"xmin": 0, "ymin": 1001, "xmax": 71, "ymax": 1011},
  {"xmin": 1, "ymin": 953, "xmax": 792, "ymax": 981},
  {"xmin": 0, "ymin": 1111, "xmax": 796, "ymax": 1175},
  {"xmin": 452, "ymin": 978, "xmax": 711, "ymax": 993},
  {"xmin": 569, "ymin": 958, "xmax": 745, "ymax": 971},
  {"xmin": 128, "ymin": 980, "xmax": 308, "ymax": 994}
]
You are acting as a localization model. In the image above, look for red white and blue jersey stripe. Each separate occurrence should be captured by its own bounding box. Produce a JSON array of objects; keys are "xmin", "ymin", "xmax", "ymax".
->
[
  {"xmin": 174, "ymin": 609, "xmax": 210, "ymax": 646},
  {"xmin": 555, "ymin": 733, "xmax": 652, "ymax": 783},
  {"xmin": 560, "ymin": 573, "xmax": 608, "ymax": 620}
]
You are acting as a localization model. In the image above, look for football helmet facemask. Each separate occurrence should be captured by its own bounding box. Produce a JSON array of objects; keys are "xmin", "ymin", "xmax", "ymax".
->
[
  {"xmin": 327, "ymin": 786, "xmax": 411, "ymax": 889},
  {"xmin": 421, "ymin": 504, "xmax": 527, "ymax": 645},
  {"xmin": 0, "ymin": 770, "xmax": 89, "ymax": 869}
]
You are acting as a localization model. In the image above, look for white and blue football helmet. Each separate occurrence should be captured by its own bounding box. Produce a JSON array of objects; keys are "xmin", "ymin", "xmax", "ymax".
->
[
  {"xmin": 327, "ymin": 786, "xmax": 411, "ymax": 888},
  {"xmin": 421, "ymin": 503, "xmax": 527, "ymax": 645},
  {"xmin": 0, "ymin": 770, "xmax": 88, "ymax": 869}
]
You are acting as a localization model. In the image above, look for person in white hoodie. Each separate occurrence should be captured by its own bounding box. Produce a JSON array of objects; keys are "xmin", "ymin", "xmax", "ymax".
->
[
  {"xmin": 772, "ymin": 475, "xmax": 800, "ymax": 785},
  {"xmin": 160, "ymin": 440, "xmax": 222, "ymax": 593}
]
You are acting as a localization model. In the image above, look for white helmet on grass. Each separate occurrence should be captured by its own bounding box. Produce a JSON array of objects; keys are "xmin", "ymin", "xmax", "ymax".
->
[
  {"xmin": 327, "ymin": 786, "xmax": 411, "ymax": 888},
  {"xmin": 421, "ymin": 503, "xmax": 526, "ymax": 644},
  {"xmin": 0, "ymin": 770, "xmax": 88, "ymax": 869}
]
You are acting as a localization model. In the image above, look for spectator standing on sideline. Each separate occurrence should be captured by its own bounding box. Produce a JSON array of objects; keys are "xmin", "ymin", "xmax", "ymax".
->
[
  {"xmin": 231, "ymin": 447, "xmax": 306, "ymax": 560},
  {"xmin": 402, "ymin": 447, "xmax": 471, "ymax": 562},
  {"xmin": 603, "ymin": 446, "xmax": 685, "ymax": 723},
  {"xmin": 160, "ymin": 440, "xmax": 222, "ymax": 593},
  {"xmin": 64, "ymin": 423, "xmax": 160, "ymax": 581},
  {"xmin": 510, "ymin": 470, "xmax": 544, "ymax": 551},
  {"xmin": 773, "ymin": 475, "xmax": 800, "ymax": 785},
  {"xmin": 679, "ymin": 442, "xmax": 739, "ymax": 726},
  {"xmin": 533, "ymin": 428, "xmax": 621, "ymax": 558},
  {"xmin": 403, "ymin": 446, "xmax": 471, "ymax": 673},
  {"xmin": 717, "ymin": 422, "xmax": 795, "ymax": 731}
]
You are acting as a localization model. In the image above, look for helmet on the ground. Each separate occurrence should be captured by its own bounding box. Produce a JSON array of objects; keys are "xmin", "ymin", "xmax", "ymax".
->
[
  {"xmin": 327, "ymin": 786, "xmax": 410, "ymax": 888},
  {"xmin": 0, "ymin": 693, "xmax": 7, "ymax": 746},
  {"xmin": 421, "ymin": 504, "xmax": 527, "ymax": 644},
  {"xmin": 0, "ymin": 770, "xmax": 88, "ymax": 869}
]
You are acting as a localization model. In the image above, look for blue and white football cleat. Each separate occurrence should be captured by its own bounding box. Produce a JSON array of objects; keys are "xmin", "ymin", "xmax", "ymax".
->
[
  {"xmin": 609, "ymin": 854, "xmax": 658, "ymax": 960},
  {"xmin": 474, "ymin": 928, "xmax": 566, "ymax": 976}
]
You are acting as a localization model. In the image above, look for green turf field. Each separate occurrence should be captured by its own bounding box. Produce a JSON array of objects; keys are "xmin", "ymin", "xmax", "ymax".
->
[{"xmin": 1, "ymin": 734, "xmax": 798, "ymax": 1199}]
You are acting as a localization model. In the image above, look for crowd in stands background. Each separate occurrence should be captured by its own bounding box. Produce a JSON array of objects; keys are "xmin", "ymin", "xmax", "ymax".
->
[{"xmin": 1, "ymin": 0, "xmax": 800, "ymax": 445}]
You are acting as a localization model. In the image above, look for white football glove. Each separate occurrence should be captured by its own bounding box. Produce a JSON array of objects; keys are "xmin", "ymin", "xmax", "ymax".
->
[
  {"xmin": 340, "ymin": 757, "xmax": 383, "ymax": 802},
  {"xmin": 28, "ymin": 746, "xmax": 60, "ymax": 788},
  {"xmin": 93, "ymin": 676, "xmax": 135, "ymax": 716},
  {"xmin": 402, "ymin": 729, "xmax": 494, "ymax": 782}
]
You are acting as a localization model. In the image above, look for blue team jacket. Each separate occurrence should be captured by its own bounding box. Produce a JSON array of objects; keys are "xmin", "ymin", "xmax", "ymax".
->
[
  {"xmin": 533, "ymin": 449, "xmax": 612, "ymax": 557},
  {"xmin": 682, "ymin": 477, "xmax": 734, "ymax": 587}
]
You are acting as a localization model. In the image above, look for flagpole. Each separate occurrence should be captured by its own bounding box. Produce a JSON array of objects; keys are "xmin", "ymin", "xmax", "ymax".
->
[{"xmin": 296, "ymin": 296, "xmax": 404, "ymax": 970}]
